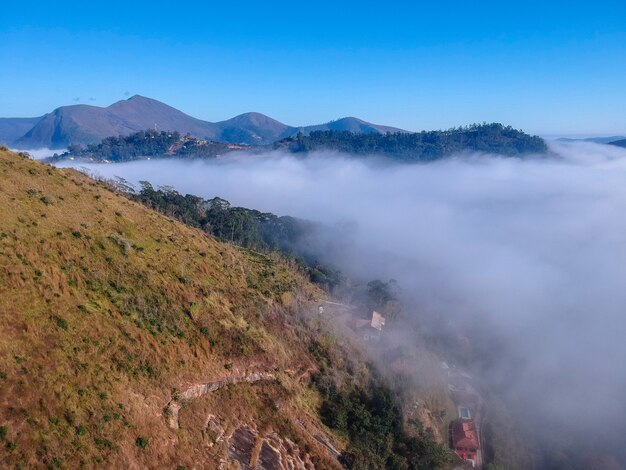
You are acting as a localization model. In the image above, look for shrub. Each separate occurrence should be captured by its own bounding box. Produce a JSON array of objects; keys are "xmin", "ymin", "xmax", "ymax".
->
[
  {"xmin": 135, "ymin": 436, "xmax": 149, "ymax": 449},
  {"xmin": 52, "ymin": 316, "xmax": 68, "ymax": 330},
  {"xmin": 94, "ymin": 437, "xmax": 115, "ymax": 450}
]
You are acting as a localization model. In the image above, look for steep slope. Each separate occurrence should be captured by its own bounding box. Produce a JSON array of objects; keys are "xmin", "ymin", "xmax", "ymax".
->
[
  {"xmin": 609, "ymin": 138, "xmax": 626, "ymax": 148},
  {"xmin": 0, "ymin": 148, "xmax": 345, "ymax": 468},
  {"xmin": 0, "ymin": 117, "xmax": 43, "ymax": 145},
  {"xmin": 300, "ymin": 117, "xmax": 408, "ymax": 135}
]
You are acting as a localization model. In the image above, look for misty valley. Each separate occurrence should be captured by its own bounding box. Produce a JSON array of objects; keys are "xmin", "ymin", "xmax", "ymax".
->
[
  {"xmin": 5, "ymin": 2, "xmax": 626, "ymax": 467},
  {"xmin": 2, "ymin": 120, "xmax": 624, "ymax": 469}
]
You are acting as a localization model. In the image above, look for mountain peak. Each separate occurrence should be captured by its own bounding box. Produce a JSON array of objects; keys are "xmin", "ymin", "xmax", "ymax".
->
[
  {"xmin": 125, "ymin": 94, "xmax": 154, "ymax": 102},
  {"xmin": 3, "ymin": 95, "xmax": 411, "ymax": 148}
]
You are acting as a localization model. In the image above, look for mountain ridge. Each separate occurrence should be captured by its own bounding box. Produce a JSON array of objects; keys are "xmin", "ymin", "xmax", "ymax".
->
[{"xmin": 2, "ymin": 95, "xmax": 409, "ymax": 149}]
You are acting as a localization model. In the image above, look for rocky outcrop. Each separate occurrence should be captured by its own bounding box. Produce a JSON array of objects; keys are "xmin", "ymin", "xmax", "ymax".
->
[
  {"xmin": 164, "ymin": 371, "xmax": 276, "ymax": 429},
  {"xmin": 223, "ymin": 427, "xmax": 315, "ymax": 470}
]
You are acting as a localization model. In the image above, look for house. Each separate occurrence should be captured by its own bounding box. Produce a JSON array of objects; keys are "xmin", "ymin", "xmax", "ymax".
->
[
  {"xmin": 451, "ymin": 419, "xmax": 479, "ymax": 464},
  {"xmin": 354, "ymin": 311, "xmax": 386, "ymax": 342}
]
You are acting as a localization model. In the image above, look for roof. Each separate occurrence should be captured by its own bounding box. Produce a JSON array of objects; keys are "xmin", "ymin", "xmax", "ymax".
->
[
  {"xmin": 371, "ymin": 311, "xmax": 385, "ymax": 330},
  {"xmin": 451, "ymin": 420, "xmax": 479, "ymax": 450}
]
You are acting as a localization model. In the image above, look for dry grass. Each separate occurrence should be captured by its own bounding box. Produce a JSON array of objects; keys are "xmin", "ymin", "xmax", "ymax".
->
[{"xmin": 0, "ymin": 149, "xmax": 339, "ymax": 468}]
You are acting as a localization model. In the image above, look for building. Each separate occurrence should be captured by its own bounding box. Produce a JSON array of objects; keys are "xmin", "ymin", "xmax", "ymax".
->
[
  {"xmin": 451, "ymin": 419, "xmax": 479, "ymax": 464},
  {"xmin": 354, "ymin": 311, "xmax": 386, "ymax": 342}
]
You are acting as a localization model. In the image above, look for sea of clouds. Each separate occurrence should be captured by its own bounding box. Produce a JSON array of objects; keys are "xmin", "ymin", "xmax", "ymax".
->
[{"xmin": 58, "ymin": 141, "xmax": 626, "ymax": 462}]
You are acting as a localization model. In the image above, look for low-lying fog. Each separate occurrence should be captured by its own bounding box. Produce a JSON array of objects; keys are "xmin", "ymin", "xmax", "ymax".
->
[{"xmin": 59, "ymin": 141, "xmax": 626, "ymax": 463}]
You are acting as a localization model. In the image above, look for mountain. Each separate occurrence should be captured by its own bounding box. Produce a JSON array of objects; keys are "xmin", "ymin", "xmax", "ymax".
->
[
  {"xmin": 556, "ymin": 136, "xmax": 626, "ymax": 144},
  {"xmin": 0, "ymin": 148, "xmax": 452, "ymax": 468},
  {"xmin": 609, "ymin": 139, "xmax": 626, "ymax": 148},
  {"xmin": 14, "ymin": 96, "xmax": 219, "ymax": 149},
  {"xmin": 214, "ymin": 111, "xmax": 294, "ymax": 144},
  {"xmin": 300, "ymin": 116, "xmax": 407, "ymax": 135},
  {"xmin": 0, "ymin": 117, "xmax": 43, "ymax": 145},
  {"xmin": 5, "ymin": 95, "xmax": 410, "ymax": 149}
]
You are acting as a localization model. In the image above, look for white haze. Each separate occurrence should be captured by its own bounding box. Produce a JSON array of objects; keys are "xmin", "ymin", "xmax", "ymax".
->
[
  {"xmin": 59, "ymin": 141, "xmax": 626, "ymax": 461},
  {"xmin": 13, "ymin": 147, "xmax": 64, "ymax": 160}
]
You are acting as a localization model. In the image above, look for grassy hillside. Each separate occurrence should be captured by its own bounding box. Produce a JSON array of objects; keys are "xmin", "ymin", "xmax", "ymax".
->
[
  {"xmin": 0, "ymin": 148, "xmax": 348, "ymax": 468},
  {"xmin": 0, "ymin": 148, "xmax": 455, "ymax": 469}
]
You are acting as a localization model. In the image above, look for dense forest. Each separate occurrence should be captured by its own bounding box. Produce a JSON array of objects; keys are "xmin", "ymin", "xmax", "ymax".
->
[
  {"xmin": 275, "ymin": 123, "xmax": 547, "ymax": 160},
  {"xmin": 311, "ymin": 347, "xmax": 451, "ymax": 469},
  {"xmin": 49, "ymin": 129, "xmax": 234, "ymax": 162},
  {"xmin": 119, "ymin": 180, "xmax": 345, "ymax": 290},
  {"xmin": 48, "ymin": 123, "xmax": 548, "ymax": 163}
]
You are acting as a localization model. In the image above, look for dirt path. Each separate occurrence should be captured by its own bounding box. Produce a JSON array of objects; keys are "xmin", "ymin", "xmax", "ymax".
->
[{"xmin": 164, "ymin": 370, "xmax": 276, "ymax": 429}]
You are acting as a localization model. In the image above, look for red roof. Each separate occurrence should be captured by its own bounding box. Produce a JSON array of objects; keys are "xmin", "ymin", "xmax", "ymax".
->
[{"xmin": 451, "ymin": 419, "xmax": 479, "ymax": 450}]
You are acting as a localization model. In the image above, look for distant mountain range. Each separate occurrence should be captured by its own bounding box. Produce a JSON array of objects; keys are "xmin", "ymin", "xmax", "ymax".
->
[
  {"xmin": 0, "ymin": 95, "xmax": 409, "ymax": 149},
  {"xmin": 556, "ymin": 136, "xmax": 626, "ymax": 144}
]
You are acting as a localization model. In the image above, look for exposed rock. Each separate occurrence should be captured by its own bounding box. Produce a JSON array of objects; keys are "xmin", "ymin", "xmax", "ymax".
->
[
  {"xmin": 164, "ymin": 370, "xmax": 276, "ymax": 429},
  {"xmin": 228, "ymin": 427, "xmax": 256, "ymax": 469},
  {"xmin": 204, "ymin": 414, "xmax": 226, "ymax": 447},
  {"xmin": 257, "ymin": 440, "xmax": 282, "ymax": 470},
  {"xmin": 295, "ymin": 418, "xmax": 341, "ymax": 459}
]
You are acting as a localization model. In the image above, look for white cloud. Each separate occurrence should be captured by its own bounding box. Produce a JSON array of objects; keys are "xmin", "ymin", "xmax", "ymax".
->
[{"xmin": 59, "ymin": 141, "xmax": 626, "ymax": 462}]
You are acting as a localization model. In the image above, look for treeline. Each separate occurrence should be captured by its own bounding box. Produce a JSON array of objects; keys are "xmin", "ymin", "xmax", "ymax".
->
[
  {"xmin": 52, "ymin": 129, "xmax": 232, "ymax": 162},
  {"xmin": 311, "ymin": 341, "xmax": 451, "ymax": 469},
  {"xmin": 125, "ymin": 181, "xmax": 344, "ymax": 290},
  {"xmin": 276, "ymin": 123, "xmax": 547, "ymax": 160},
  {"xmin": 49, "ymin": 123, "xmax": 547, "ymax": 163}
]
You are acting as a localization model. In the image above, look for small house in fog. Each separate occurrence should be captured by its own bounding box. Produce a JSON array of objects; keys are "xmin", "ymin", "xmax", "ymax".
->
[
  {"xmin": 451, "ymin": 419, "xmax": 479, "ymax": 465},
  {"xmin": 354, "ymin": 311, "xmax": 386, "ymax": 342}
]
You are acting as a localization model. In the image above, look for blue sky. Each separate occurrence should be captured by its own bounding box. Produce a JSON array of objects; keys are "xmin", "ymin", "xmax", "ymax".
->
[{"xmin": 1, "ymin": 1, "xmax": 625, "ymax": 135}]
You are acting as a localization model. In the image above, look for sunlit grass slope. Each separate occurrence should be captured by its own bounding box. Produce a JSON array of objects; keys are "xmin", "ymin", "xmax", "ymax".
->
[{"xmin": 0, "ymin": 149, "xmax": 340, "ymax": 468}]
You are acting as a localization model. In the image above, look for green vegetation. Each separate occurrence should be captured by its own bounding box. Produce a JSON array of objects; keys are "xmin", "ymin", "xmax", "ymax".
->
[
  {"xmin": 52, "ymin": 129, "xmax": 232, "ymax": 162},
  {"xmin": 134, "ymin": 436, "xmax": 149, "ymax": 449},
  {"xmin": 310, "ymin": 333, "xmax": 452, "ymax": 469},
  {"xmin": 127, "ymin": 180, "xmax": 345, "ymax": 291},
  {"xmin": 277, "ymin": 123, "xmax": 547, "ymax": 160},
  {"xmin": 49, "ymin": 122, "xmax": 547, "ymax": 164}
]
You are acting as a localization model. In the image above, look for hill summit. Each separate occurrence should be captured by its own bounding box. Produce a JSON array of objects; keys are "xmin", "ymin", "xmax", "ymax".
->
[{"xmin": 1, "ymin": 96, "xmax": 409, "ymax": 149}]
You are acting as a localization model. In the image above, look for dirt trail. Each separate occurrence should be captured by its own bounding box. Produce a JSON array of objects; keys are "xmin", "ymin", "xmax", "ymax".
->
[{"xmin": 164, "ymin": 370, "xmax": 276, "ymax": 429}]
